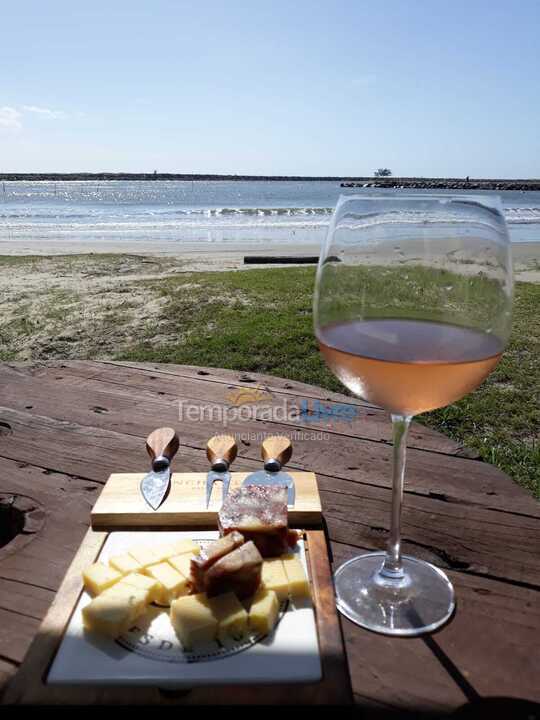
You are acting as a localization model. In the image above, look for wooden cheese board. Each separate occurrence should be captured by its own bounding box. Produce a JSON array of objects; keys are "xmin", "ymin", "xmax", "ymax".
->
[
  {"xmin": 4, "ymin": 433, "xmax": 352, "ymax": 705},
  {"xmin": 91, "ymin": 471, "xmax": 322, "ymax": 528}
]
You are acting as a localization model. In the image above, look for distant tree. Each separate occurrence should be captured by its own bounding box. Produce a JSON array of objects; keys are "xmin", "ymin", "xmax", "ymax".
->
[{"xmin": 374, "ymin": 168, "xmax": 392, "ymax": 177}]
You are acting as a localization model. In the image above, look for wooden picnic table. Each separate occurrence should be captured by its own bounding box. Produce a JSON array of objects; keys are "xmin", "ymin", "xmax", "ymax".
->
[{"xmin": 0, "ymin": 361, "xmax": 538, "ymax": 713}]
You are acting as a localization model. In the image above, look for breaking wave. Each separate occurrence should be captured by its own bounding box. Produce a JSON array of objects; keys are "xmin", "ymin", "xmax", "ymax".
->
[{"xmin": 1, "ymin": 205, "xmax": 539, "ymax": 225}]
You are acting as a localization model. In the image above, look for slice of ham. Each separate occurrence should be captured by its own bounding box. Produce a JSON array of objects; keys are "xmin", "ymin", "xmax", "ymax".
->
[
  {"xmin": 198, "ymin": 541, "xmax": 263, "ymax": 599},
  {"xmin": 218, "ymin": 485, "xmax": 296, "ymax": 558}
]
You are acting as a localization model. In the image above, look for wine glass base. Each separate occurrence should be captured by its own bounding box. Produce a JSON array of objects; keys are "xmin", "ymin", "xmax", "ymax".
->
[{"xmin": 335, "ymin": 552, "xmax": 455, "ymax": 636}]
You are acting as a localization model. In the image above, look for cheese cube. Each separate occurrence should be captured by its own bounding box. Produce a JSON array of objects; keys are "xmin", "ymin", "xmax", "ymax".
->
[
  {"xmin": 170, "ymin": 593, "xmax": 218, "ymax": 649},
  {"xmin": 109, "ymin": 553, "xmax": 142, "ymax": 575},
  {"xmin": 167, "ymin": 553, "xmax": 192, "ymax": 579},
  {"xmin": 281, "ymin": 555, "xmax": 310, "ymax": 600},
  {"xmin": 261, "ymin": 558, "xmax": 289, "ymax": 601},
  {"xmin": 170, "ymin": 538, "xmax": 200, "ymax": 557},
  {"xmin": 208, "ymin": 592, "xmax": 249, "ymax": 641},
  {"xmin": 101, "ymin": 583, "xmax": 150, "ymax": 617},
  {"xmin": 145, "ymin": 562, "xmax": 190, "ymax": 605},
  {"xmin": 152, "ymin": 544, "xmax": 178, "ymax": 562},
  {"xmin": 248, "ymin": 588, "xmax": 279, "ymax": 636},
  {"xmin": 121, "ymin": 572, "xmax": 161, "ymax": 604},
  {"xmin": 82, "ymin": 595, "xmax": 138, "ymax": 638},
  {"xmin": 82, "ymin": 563, "xmax": 122, "ymax": 596},
  {"xmin": 128, "ymin": 546, "xmax": 162, "ymax": 568}
]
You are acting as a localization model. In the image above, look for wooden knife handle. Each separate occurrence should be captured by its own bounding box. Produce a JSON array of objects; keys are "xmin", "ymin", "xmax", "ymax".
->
[
  {"xmin": 207, "ymin": 435, "xmax": 237, "ymax": 468},
  {"xmin": 261, "ymin": 436, "xmax": 292, "ymax": 467},
  {"xmin": 146, "ymin": 428, "xmax": 180, "ymax": 469}
]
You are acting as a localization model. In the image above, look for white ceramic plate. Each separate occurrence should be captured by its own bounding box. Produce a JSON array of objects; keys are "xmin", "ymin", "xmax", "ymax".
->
[{"xmin": 47, "ymin": 530, "xmax": 321, "ymax": 687}]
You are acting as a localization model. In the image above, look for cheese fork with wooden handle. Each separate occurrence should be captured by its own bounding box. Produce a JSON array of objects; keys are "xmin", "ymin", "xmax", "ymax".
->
[
  {"xmin": 206, "ymin": 434, "xmax": 237, "ymax": 508},
  {"xmin": 242, "ymin": 436, "xmax": 295, "ymax": 506},
  {"xmin": 140, "ymin": 427, "xmax": 180, "ymax": 510}
]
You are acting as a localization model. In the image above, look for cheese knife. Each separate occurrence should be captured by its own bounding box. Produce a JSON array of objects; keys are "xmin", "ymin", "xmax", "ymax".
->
[
  {"xmin": 242, "ymin": 435, "xmax": 295, "ymax": 506},
  {"xmin": 140, "ymin": 427, "xmax": 180, "ymax": 510}
]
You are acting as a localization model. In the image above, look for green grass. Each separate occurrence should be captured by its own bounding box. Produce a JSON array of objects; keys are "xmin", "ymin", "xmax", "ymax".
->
[
  {"xmin": 120, "ymin": 266, "xmax": 539, "ymax": 497},
  {"xmin": 424, "ymin": 281, "xmax": 539, "ymax": 496}
]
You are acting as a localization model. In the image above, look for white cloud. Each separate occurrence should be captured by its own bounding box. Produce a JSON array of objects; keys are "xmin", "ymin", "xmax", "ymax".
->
[
  {"xmin": 0, "ymin": 106, "xmax": 22, "ymax": 130},
  {"xmin": 22, "ymin": 105, "xmax": 67, "ymax": 119}
]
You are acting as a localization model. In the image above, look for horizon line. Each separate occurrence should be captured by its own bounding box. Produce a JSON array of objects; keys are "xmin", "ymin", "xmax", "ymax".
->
[{"xmin": 1, "ymin": 172, "xmax": 539, "ymax": 183}]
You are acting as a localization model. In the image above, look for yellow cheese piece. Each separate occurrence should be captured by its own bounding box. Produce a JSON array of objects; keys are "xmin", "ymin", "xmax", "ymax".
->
[
  {"xmin": 167, "ymin": 553, "xmax": 193, "ymax": 579},
  {"xmin": 101, "ymin": 583, "xmax": 150, "ymax": 616},
  {"xmin": 170, "ymin": 593, "xmax": 218, "ymax": 649},
  {"xmin": 170, "ymin": 538, "xmax": 200, "ymax": 557},
  {"xmin": 82, "ymin": 595, "xmax": 139, "ymax": 638},
  {"xmin": 261, "ymin": 558, "xmax": 289, "ymax": 601},
  {"xmin": 128, "ymin": 546, "xmax": 162, "ymax": 568},
  {"xmin": 281, "ymin": 555, "xmax": 310, "ymax": 600},
  {"xmin": 152, "ymin": 544, "xmax": 178, "ymax": 562},
  {"xmin": 109, "ymin": 553, "xmax": 142, "ymax": 575},
  {"xmin": 248, "ymin": 588, "xmax": 279, "ymax": 636},
  {"xmin": 208, "ymin": 592, "xmax": 249, "ymax": 642},
  {"xmin": 82, "ymin": 563, "xmax": 122, "ymax": 596},
  {"xmin": 145, "ymin": 562, "xmax": 190, "ymax": 605},
  {"xmin": 121, "ymin": 572, "xmax": 161, "ymax": 604}
]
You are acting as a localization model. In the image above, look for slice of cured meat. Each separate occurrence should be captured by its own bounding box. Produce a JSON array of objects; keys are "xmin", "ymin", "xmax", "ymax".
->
[
  {"xmin": 200, "ymin": 541, "xmax": 263, "ymax": 599},
  {"xmin": 218, "ymin": 485, "xmax": 294, "ymax": 558},
  {"xmin": 190, "ymin": 531, "xmax": 244, "ymax": 593}
]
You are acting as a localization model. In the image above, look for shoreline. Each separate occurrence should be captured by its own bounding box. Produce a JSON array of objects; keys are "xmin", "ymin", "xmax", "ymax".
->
[{"xmin": 0, "ymin": 240, "xmax": 538, "ymax": 280}]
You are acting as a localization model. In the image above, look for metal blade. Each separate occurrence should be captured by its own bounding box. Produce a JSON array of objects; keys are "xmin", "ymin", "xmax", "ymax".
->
[
  {"xmin": 242, "ymin": 469, "xmax": 295, "ymax": 506},
  {"xmin": 140, "ymin": 468, "xmax": 171, "ymax": 510},
  {"xmin": 206, "ymin": 469, "xmax": 230, "ymax": 508}
]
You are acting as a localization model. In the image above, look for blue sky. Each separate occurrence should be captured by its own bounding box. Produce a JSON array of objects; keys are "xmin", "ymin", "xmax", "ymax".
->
[{"xmin": 1, "ymin": 0, "xmax": 538, "ymax": 176}]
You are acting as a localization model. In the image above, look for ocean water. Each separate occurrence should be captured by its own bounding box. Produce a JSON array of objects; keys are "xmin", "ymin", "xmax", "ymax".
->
[{"xmin": 1, "ymin": 180, "xmax": 539, "ymax": 248}]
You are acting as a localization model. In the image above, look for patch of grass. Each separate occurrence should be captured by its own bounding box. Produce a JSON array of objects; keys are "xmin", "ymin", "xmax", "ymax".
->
[
  {"xmin": 122, "ymin": 267, "xmax": 333, "ymax": 386},
  {"xmin": 421, "ymin": 281, "xmax": 540, "ymax": 496},
  {"xmin": 41, "ymin": 289, "xmax": 81, "ymax": 321},
  {"xmin": 0, "ymin": 303, "xmax": 37, "ymax": 351},
  {"xmin": 0, "ymin": 256, "xmax": 43, "ymax": 269},
  {"xmin": 121, "ymin": 267, "xmax": 539, "ymax": 497}
]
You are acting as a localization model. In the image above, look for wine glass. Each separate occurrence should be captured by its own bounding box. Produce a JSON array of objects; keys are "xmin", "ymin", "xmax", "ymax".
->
[{"xmin": 313, "ymin": 194, "xmax": 512, "ymax": 635}]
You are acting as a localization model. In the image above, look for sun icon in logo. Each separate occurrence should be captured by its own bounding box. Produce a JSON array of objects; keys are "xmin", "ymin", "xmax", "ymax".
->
[{"xmin": 227, "ymin": 386, "xmax": 273, "ymax": 406}]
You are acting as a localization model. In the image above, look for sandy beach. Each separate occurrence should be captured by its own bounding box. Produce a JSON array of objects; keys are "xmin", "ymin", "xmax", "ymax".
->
[
  {"xmin": 0, "ymin": 240, "xmax": 538, "ymax": 279},
  {"xmin": 0, "ymin": 239, "xmax": 537, "ymax": 362}
]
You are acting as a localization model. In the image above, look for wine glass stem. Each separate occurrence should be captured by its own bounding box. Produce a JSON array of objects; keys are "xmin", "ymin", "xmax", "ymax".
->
[{"xmin": 381, "ymin": 414, "xmax": 412, "ymax": 579}]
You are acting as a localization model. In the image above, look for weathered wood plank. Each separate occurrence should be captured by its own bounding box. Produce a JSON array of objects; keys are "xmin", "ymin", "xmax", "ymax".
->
[
  {"xmin": 0, "ymin": 407, "xmax": 141, "ymax": 481},
  {"xmin": 2, "ymin": 529, "xmax": 108, "ymax": 704},
  {"xmin": 81, "ymin": 359, "xmax": 379, "ymax": 403},
  {"xmin": 87, "ymin": 362, "xmax": 461, "ymax": 454},
  {"xmin": 319, "ymin": 481, "xmax": 540, "ymax": 585},
  {"xmin": 0, "ymin": 578, "xmax": 54, "ymax": 621},
  {"xmin": 0, "ymin": 608, "xmax": 41, "ymax": 664},
  {"xmin": 0, "ymin": 456, "xmax": 99, "ymax": 591},
  {"xmin": 332, "ymin": 543, "xmax": 540, "ymax": 710},
  {"xmin": 0, "ymin": 360, "xmax": 463, "ymax": 455}
]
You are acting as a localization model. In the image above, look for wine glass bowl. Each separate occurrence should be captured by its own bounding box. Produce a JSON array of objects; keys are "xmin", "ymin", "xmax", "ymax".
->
[{"xmin": 314, "ymin": 194, "xmax": 512, "ymax": 635}]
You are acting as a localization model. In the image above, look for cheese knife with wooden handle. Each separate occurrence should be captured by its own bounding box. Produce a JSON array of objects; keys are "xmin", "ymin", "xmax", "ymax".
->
[
  {"xmin": 206, "ymin": 434, "xmax": 238, "ymax": 507},
  {"xmin": 242, "ymin": 435, "xmax": 295, "ymax": 506},
  {"xmin": 140, "ymin": 427, "xmax": 180, "ymax": 510}
]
